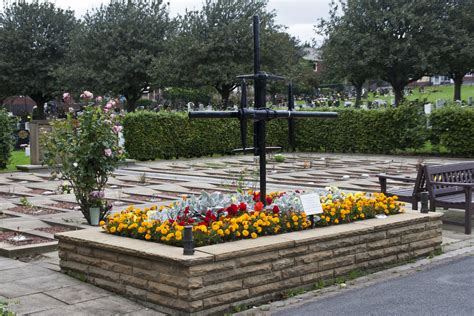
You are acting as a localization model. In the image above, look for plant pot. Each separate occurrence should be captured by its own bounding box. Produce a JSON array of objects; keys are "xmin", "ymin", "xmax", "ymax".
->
[{"xmin": 89, "ymin": 207, "xmax": 100, "ymax": 226}]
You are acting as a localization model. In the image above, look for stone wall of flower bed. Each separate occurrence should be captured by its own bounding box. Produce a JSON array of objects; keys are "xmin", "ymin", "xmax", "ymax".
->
[{"xmin": 57, "ymin": 211, "xmax": 442, "ymax": 315}]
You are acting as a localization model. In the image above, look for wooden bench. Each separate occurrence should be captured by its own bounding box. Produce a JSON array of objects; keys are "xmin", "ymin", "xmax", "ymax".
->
[
  {"xmin": 378, "ymin": 166, "xmax": 426, "ymax": 210},
  {"xmin": 424, "ymin": 162, "xmax": 474, "ymax": 234}
]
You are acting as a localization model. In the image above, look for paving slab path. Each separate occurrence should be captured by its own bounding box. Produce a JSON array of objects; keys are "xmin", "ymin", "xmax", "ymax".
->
[{"xmin": 0, "ymin": 256, "xmax": 164, "ymax": 315}]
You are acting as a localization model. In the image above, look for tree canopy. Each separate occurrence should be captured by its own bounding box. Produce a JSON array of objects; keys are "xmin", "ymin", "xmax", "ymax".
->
[
  {"xmin": 439, "ymin": 0, "xmax": 474, "ymax": 101},
  {"xmin": 0, "ymin": 1, "xmax": 76, "ymax": 118},
  {"xmin": 57, "ymin": 0, "xmax": 171, "ymax": 111},
  {"xmin": 319, "ymin": 0, "xmax": 448, "ymax": 105},
  {"xmin": 154, "ymin": 0, "xmax": 302, "ymax": 107}
]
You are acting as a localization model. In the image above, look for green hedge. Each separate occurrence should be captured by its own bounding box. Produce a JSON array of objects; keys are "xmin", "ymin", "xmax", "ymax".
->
[
  {"xmin": 124, "ymin": 105, "xmax": 428, "ymax": 160},
  {"xmin": 0, "ymin": 109, "xmax": 15, "ymax": 169},
  {"xmin": 430, "ymin": 106, "xmax": 474, "ymax": 156}
]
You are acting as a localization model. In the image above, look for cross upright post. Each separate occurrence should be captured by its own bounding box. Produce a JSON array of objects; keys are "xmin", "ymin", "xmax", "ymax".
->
[
  {"xmin": 288, "ymin": 83, "xmax": 296, "ymax": 152},
  {"xmin": 189, "ymin": 15, "xmax": 338, "ymax": 205}
]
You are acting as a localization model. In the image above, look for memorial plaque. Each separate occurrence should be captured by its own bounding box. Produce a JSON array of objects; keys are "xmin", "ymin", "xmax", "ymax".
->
[{"xmin": 300, "ymin": 193, "xmax": 323, "ymax": 215}]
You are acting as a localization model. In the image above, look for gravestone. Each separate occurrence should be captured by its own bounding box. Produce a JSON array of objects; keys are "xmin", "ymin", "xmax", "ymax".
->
[
  {"xmin": 29, "ymin": 120, "xmax": 52, "ymax": 165},
  {"xmin": 424, "ymin": 103, "xmax": 432, "ymax": 115},
  {"xmin": 468, "ymin": 97, "xmax": 473, "ymax": 106},
  {"xmin": 435, "ymin": 99, "xmax": 446, "ymax": 109}
]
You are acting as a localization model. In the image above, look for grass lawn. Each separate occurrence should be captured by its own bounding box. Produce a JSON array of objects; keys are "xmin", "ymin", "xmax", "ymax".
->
[
  {"xmin": 294, "ymin": 85, "xmax": 474, "ymax": 105},
  {"xmin": 364, "ymin": 84, "xmax": 474, "ymax": 104},
  {"xmin": 1, "ymin": 150, "xmax": 30, "ymax": 173}
]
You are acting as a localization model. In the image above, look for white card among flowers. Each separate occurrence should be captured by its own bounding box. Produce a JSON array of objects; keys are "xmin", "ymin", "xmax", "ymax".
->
[{"xmin": 299, "ymin": 193, "xmax": 323, "ymax": 215}]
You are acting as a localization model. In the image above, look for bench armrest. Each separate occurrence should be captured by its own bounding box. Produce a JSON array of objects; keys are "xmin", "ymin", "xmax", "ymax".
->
[{"xmin": 377, "ymin": 174, "xmax": 416, "ymax": 183}]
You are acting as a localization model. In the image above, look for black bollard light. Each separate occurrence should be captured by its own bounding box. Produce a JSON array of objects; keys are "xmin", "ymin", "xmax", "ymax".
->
[
  {"xmin": 420, "ymin": 192, "xmax": 429, "ymax": 213},
  {"xmin": 183, "ymin": 226, "xmax": 195, "ymax": 255}
]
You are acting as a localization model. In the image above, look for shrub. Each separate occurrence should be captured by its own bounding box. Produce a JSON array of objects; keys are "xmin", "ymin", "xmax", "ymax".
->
[
  {"xmin": 41, "ymin": 103, "xmax": 125, "ymax": 224},
  {"xmin": 430, "ymin": 106, "xmax": 474, "ymax": 156},
  {"xmin": 123, "ymin": 111, "xmax": 243, "ymax": 160},
  {"xmin": 0, "ymin": 109, "xmax": 15, "ymax": 169},
  {"xmin": 162, "ymin": 87, "xmax": 213, "ymax": 108},
  {"xmin": 123, "ymin": 105, "xmax": 427, "ymax": 161}
]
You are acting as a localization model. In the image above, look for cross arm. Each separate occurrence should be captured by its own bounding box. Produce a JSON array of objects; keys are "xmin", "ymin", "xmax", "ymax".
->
[
  {"xmin": 189, "ymin": 109, "xmax": 338, "ymax": 120},
  {"xmin": 237, "ymin": 72, "xmax": 286, "ymax": 81}
]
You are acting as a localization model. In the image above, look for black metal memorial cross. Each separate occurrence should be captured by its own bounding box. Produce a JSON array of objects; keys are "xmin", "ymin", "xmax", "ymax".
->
[{"xmin": 189, "ymin": 16, "xmax": 337, "ymax": 205}]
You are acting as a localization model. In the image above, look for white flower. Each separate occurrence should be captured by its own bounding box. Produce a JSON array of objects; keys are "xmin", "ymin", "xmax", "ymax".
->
[{"xmin": 73, "ymin": 162, "xmax": 78, "ymax": 167}]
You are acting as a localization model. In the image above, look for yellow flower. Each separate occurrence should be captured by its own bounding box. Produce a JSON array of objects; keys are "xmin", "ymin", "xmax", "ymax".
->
[
  {"xmin": 161, "ymin": 228, "xmax": 168, "ymax": 235},
  {"xmin": 145, "ymin": 234, "xmax": 151, "ymax": 240},
  {"xmin": 110, "ymin": 226, "xmax": 116, "ymax": 233},
  {"xmin": 99, "ymin": 220, "xmax": 105, "ymax": 226},
  {"xmin": 242, "ymin": 230, "xmax": 249, "ymax": 237},
  {"xmin": 251, "ymin": 232, "xmax": 257, "ymax": 239}
]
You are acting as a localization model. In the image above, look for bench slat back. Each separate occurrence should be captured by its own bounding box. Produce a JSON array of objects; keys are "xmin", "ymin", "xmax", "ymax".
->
[{"xmin": 424, "ymin": 162, "xmax": 474, "ymax": 196}]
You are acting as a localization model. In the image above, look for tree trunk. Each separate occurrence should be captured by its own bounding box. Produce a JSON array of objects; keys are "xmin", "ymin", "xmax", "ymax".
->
[
  {"xmin": 215, "ymin": 83, "xmax": 238, "ymax": 109},
  {"xmin": 353, "ymin": 83, "xmax": 363, "ymax": 108},
  {"xmin": 392, "ymin": 84, "xmax": 405, "ymax": 107},
  {"xmin": 453, "ymin": 73, "xmax": 464, "ymax": 101},
  {"xmin": 220, "ymin": 89, "xmax": 231, "ymax": 109},
  {"xmin": 124, "ymin": 92, "xmax": 140, "ymax": 112},
  {"xmin": 30, "ymin": 94, "xmax": 47, "ymax": 120}
]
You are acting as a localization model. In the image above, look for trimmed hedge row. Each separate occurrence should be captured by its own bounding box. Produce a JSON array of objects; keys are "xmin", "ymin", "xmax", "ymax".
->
[
  {"xmin": 430, "ymin": 106, "xmax": 474, "ymax": 156},
  {"xmin": 123, "ymin": 105, "xmax": 429, "ymax": 160}
]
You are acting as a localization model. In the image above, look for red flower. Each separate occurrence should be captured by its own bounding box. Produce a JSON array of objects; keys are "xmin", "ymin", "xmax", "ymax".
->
[
  {"xmin": 266, "ymin": 196, "xmax": 273, "ymax": 205},
  {"xmin": 254, "ymin": 201, "xmax": 264, "ymax": 211},
  {"xmin": 272, "ymin": 205, "xmax": 280, "ymax": 214},
  {"xmin": 188, "ymin": 218, "xmax": 194, "ymax": 224},
  {"xmin": 239, "ymin": 202, "xmax": 247, "ymax": 211},
  {"xmin": 227, "ymin": 204, "xmax": 238, "ymax": 216}
]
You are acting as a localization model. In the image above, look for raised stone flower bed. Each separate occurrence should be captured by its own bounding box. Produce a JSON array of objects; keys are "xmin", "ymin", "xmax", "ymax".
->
[{"xmin": 56, "ymin": 211, "xmax": 442, "ymax": 315}]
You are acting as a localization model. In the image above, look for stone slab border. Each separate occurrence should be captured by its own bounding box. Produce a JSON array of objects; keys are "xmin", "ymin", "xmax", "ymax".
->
[{"xmin": 56, "ymin": 211, "xmax": 442, "ymax": 315}]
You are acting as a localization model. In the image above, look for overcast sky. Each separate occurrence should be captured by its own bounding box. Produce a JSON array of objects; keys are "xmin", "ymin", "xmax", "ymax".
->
[{"xmin": 41, "ymin": 0, "xmax": 331, "ymax": 45}]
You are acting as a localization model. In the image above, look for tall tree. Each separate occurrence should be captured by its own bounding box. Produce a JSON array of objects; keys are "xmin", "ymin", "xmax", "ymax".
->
[
  {"xmin": 0, "ymin": 1, "xmax": 76, "ymax": 119},
  {"xmin": 320, "ymin": 0, "xmax": 446, "ymax": 106},
  {"xmin": 318, "ymin": 2, "xmax": 377, "ymax": 107},
  {"xmin": 59, "ymin": 0, "xmax": 171, "ymax": 112},
  {"xmin": 154, "ymin": 0, "xmax": 300, "ymax": 108},
  {"xmin": 441, "ymin": 0, "xmax": 474, "ymax": 101}
]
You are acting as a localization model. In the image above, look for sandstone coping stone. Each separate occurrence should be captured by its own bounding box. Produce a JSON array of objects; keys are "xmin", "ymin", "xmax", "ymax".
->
[{"xmin": 56, "ymin": 228, "xmax": 214, "ymax": 266}]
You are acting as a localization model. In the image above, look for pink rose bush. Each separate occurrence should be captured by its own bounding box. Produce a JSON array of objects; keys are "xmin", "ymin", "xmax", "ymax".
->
[{"xmin": 41, "ymin": 91, "xmax": 125, "ymax": 225}]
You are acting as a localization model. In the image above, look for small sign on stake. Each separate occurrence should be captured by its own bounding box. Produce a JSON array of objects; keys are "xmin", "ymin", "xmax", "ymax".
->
[{"xmin": 299, "ymin": 193, "xmax": 323, "ymax": 216}]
